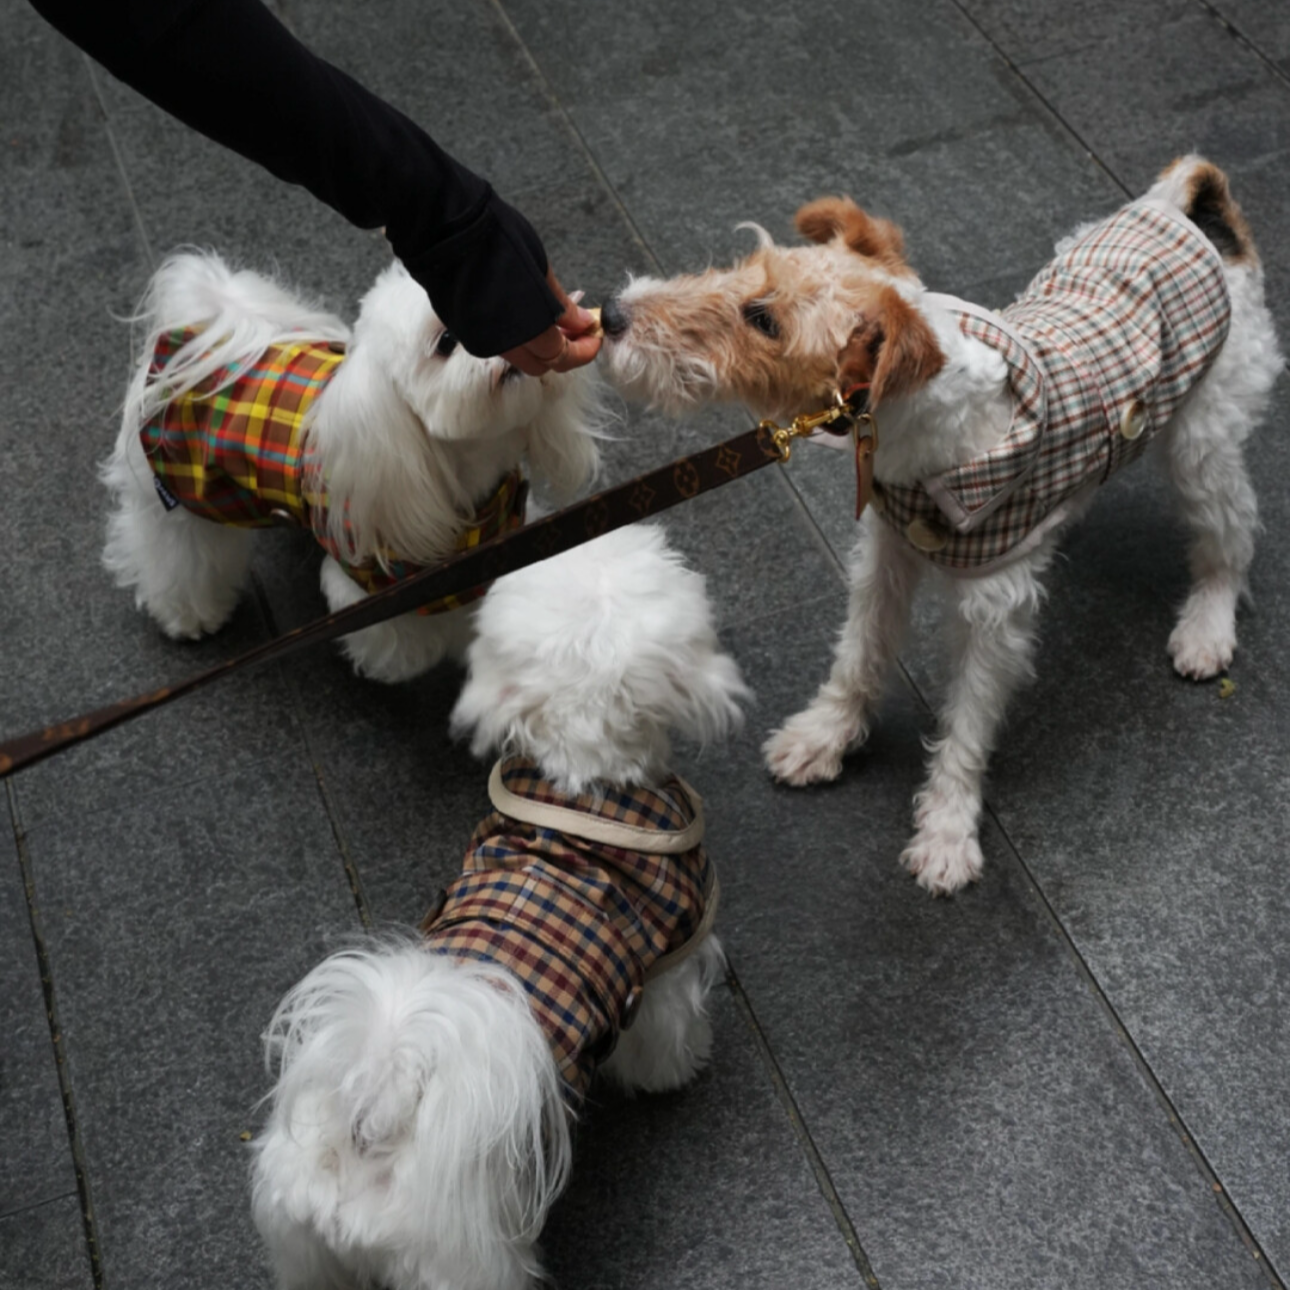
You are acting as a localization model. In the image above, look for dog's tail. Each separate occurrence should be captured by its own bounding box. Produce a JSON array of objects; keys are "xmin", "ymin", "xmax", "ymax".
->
[
  {"xmin": 251, "ymin": 936, "xmax": 570, "ymax": 1274},
  {"xmin": 1150, "ymin": 156, "xmax": 1257, "ymax": 265},
  {"xmin": 123, "ymin": 250, "xmax": 350, "ymax": 429}
]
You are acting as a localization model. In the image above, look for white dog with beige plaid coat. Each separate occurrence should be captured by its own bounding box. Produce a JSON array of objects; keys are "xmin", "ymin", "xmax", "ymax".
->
[{"xmin": 600, "ymin": 156, "xmax": 1283, "ymax": 894}]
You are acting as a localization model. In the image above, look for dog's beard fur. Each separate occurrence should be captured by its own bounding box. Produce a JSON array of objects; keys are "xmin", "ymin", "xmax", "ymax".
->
[{"xmin": 251, "ymin": 526, "xmax": 749, "ymax": 1290}]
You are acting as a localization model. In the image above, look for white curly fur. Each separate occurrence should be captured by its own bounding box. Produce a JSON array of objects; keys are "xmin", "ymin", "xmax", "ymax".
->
[
  {"xmin": 102, "ymin": 251, "xmax": 601, "ymax": 682},
  {"xmin": 252, "ymin": 524, "xmax": 749, "ymax": 1290},
  {"xmin": 451, "ymin": 524, "xmax": 750, "ymax": 794}
]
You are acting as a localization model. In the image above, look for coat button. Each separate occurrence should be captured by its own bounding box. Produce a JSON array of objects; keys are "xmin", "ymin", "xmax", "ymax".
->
[
  {"xmin": 1119, "ymin": 398, "xmax": 1147, "ymax": 441},
  {"xmin": 906, "ymin": 516, "xmax": 949, "ymax": 552},
  {"xmin": 269, "ymin": 507, "xmax": 296, "ymax": 527}
]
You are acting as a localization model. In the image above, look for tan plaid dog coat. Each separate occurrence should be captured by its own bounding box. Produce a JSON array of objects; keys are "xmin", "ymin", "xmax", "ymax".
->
[
  {"xmin": 876, "ymin": 200, "xmax": 1231, "ymax": 573},
  {"xmin": 140, "ymin": 329, "xmax": 527, "ymax": 612},
  {"xmin": 420, "ymin": 757, "xmax": 718, "ymax": 1101}
]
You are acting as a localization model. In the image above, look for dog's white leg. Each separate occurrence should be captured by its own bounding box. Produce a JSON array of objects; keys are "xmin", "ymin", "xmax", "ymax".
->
[
  {"xmin": 251, "ymin": 1204, "xmax": 358, "ymax": 1290},
  {"xmin": 902, "ymin": 558, "xmax": 1046, "ymax": 895},
  {"xmin": 1162, "ymin": 408, "xmax": 1259, "ymax": 681},
  {"xmin": 102, "ymin": 436, "xmax": 252, "ymax": 639},
  {"xmin": 764, "ymin": 516, "xmax": 923, "ymax": 785},
  {"xmin": 319, "ymin": 555, "xmax": 475, "ymax": 682},
  {"xmin": 600, "ymin": 935, "xmax": 724, "ymax": 1095}
]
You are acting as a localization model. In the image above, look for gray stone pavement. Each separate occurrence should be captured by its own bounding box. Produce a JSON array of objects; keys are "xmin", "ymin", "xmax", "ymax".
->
[{"xmin": 2, "ymin": 0, "xmax": 1288, "ymax": 1286}]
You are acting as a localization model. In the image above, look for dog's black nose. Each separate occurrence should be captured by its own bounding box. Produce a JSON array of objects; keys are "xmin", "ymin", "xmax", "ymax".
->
[{"xmin": 600, "ymin": 296, "xmax": 629, "ymax": 339}]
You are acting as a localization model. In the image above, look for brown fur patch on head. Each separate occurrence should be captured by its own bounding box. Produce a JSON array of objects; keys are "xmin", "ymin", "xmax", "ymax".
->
[
  {"xmin": 603, "ymin": 223, "xmax": 938, "ymax": 423},
  {"xmin": 795, "ymin": 197, "xmax": 910, "ymax": 273},
  {"xmin": 836, "ymin": 285, "xmax": 945, "ymax": 407}
]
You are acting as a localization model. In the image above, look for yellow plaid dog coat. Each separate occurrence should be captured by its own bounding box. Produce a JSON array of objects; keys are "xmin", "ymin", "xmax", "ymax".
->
[
  {"xmin": 139, "ymin": 330, "xmax": 527, "ymax": 612},
  {"xmin": 420, "ymin": 757, "xmax": 718, "ymax": 1102},
  {"xmin": 876, "ymin": 200, "xmax": 1231, "ymax": 573}
]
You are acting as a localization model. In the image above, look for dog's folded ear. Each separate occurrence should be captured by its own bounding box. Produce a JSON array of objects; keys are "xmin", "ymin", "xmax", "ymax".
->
[
  {"xmin": 837, "ymin": 286, "xmax": 945, "ymax": 407},
  {"xmin": 795, "ymin": 197, "xmax": 907, "ymax": 270}
]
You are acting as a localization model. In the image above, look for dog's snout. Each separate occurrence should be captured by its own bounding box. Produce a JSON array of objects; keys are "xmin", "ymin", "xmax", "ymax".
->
[{"xmin": 600, "ymin": 297, "xmax": 629, "ymax": 339}]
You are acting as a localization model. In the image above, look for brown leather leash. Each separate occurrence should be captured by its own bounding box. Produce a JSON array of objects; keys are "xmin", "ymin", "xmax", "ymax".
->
[{"xmin": 0, "ymin": 389, "xmax": 871, "ymax": 779}]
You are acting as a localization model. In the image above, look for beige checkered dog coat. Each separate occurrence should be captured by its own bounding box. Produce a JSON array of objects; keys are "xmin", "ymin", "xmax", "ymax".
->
[
  {"xmin": 420, "ymin": 757, "xmax": 718, "ymax": 1102},
  {"xmin": 876, "ymin": 199, "xmax": 1231, "ymax": 573}
]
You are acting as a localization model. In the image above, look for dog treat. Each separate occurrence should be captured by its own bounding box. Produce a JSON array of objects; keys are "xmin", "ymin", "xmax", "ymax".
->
[
  {"xmin": 1218, "ymin": 677, "xmax": 1237, "ymax": 699},
  {"xmin": 588, "ymin": 306, "xmax": 604, "ymax": 338}
]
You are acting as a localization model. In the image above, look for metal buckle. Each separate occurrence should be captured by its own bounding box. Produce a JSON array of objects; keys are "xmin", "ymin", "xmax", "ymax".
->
[{"xmin": 760, "ymin": 386, "xmax": 871, "ymax": 461}]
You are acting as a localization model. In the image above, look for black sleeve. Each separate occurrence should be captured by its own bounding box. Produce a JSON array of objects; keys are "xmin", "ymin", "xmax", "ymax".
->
[{"xmin": 29, "ymin": 0, "xmax": 563, "ymax": 356}]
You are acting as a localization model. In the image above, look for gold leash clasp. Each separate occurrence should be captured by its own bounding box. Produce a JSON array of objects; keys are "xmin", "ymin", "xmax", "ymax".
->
[
  {"xmin": 753, "ymin": 399, "xmax": 846, "ymax": 466},
  {"xmin": 761, "ymin": 388, "xmax": 871, "ymax": 462}
]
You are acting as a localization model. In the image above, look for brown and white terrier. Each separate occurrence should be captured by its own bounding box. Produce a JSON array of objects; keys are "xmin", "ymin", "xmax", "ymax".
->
[{"xmin": 599, "ymin": 156, "xmax": 1282, "ymax": 895}]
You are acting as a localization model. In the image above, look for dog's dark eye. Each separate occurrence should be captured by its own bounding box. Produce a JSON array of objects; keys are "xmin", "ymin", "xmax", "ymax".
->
[
  {"xmin": 742, "ymin": 302, "xmax": 780, "ymax": 339},
  {"xmin": 434, "ymin": 330, "xmax": 459, "ymax": 358}
]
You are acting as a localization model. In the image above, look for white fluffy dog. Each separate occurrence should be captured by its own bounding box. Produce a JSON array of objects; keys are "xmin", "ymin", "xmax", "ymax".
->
[
  {"xmin": 251, "ymin": 524, "xmax": 749, "ymax": 1290},
  {"xmin": 102, "ymin": 252, "xmax": 599, "ymax": 682},
  {"xmin": 600, "ymin": 156, "xmax": 1283, "ymax": 894}
]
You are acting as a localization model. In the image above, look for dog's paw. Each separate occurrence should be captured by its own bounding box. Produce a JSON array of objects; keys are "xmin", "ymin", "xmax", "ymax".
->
[
  {"xmin": 901, "ymin": 829, "xmax": 984, "ymax": 896},
  {"xmin": 1168, "ymin": 619, "xmax": 1235, "ymax": 681},
  {"xmin": 1168, "ymin": 586, "xmax": 1238, "ymax": 681},
  {"xmin": 145, "ymin": 595, "xmax": 233, "ymax": 641},
  {"xmin": 762, "ymin": 706, "xmax": 863, "ymax": 786}
]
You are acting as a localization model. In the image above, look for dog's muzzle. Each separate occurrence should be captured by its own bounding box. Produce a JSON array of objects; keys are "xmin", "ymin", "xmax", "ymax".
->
[{"xmin": 600, "ymin": 297, "xmax": 629, "ymax": 339}]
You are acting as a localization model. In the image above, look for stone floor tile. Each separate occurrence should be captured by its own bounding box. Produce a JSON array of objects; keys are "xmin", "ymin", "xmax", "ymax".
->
[
  {"xmin": 703, "ymin": 604, "xmax": 1269, "ymax": 1290},
  {"xmin": 7, "ymin": 0, "xmax": 1290, "ymax": 1286},
  {"xmin": 24, "ymin": 767, "xmax": 360, "ymax": 1290},
  {"xmin": 90, "ymin": 66, "xmax": 389, "ymax": 316},
  {"xmin": 1209, "ymin": 0, "xmax": 1290, "ymax": 75},
  {"xmin": 8, "ymin": 599, "xmax": 307, "ymax": 833},
  {"xmin": 545, "ymin": 990, "xmax": 863, "ymax": 1290},
  {"xmin": 963, "ymin": 464, "xmax": 1290, "ymax": 1270},
  {"xmin": 957, "ymin": 0, "xmax": 1190, "ymax": 65},
  {"xmin": 1020, "ymin": 8, "xmax": 1290, "ymax": 193},
  {"xmin": 0, "ymin": 828, "xmax": 78, "ymax": 1217},
  {"xmin": 500, "ymin": 0, "xmax": 1118, "ymax": 286},
  {"xmin": 0, "ymin": 1195, "xmax": 93, "ymax": 1290}
]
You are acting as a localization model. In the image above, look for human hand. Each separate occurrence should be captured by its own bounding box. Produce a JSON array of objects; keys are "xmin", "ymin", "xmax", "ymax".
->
[{"xmin": 501, "ymin": 268, "xmax": 603, "ymax": 375}]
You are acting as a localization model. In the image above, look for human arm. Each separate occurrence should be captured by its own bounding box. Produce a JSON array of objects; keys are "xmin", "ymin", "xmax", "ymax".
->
[{"xmin": 30, "ymin": 0, "xmax": 598, "ymax": 366}]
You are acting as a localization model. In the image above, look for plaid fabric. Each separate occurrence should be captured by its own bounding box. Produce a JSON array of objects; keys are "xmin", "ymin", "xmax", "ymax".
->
[
  {"xmin": 139, "ymin": 329, "xmax": 527, "ymax": 613},
  {"xmin": 141, "ymin": 329, "xmax": 343, "ymax": 527},
  {"xmin": 317, "ymin": 469, "xmax": 527, "ymax": 615},
  {"xmin": 877, "ymin": 202, "xmax": 1231, "ymax": 572},
  {"xmin": 420, "ymin": 757, "xmax": 715, "ymax": 1101}
]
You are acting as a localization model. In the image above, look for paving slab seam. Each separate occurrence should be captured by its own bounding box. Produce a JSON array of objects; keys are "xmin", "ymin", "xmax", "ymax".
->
[
  {"xmin": 84, "ymin": 58, "xmax": 156, "ymax": 271},
  {"xmin": 475, "ymin": 11, "xmax": 906, "ymax": 1274},
  {"xmin": 948, "ymin": 0, "xmax": 1132, "ymax": 200},
  {"xmin": 483, "ymin": 0, "xmax": 658, "ymax": 273},
  {"xmin": 469, "ymin": 0, "xmax": 899, "ymax": 606},
  {"xmin": 247, "ymin": 573, "xmax": 375, "ymax": 929},
  {"xmin": 723, "ymin": 961, "xmax": 882, "ymax": 1288},
  {"xmin": 5, "ymin": 780, "xmax": 103, "ymax": 1290},
  {"xmin": 0, "ymin": 1189, "xmax": 82, "ymax": 1224},
  {"xmin": 776, "ymin": 467, "xmax": 854, "ymax": 584},
  {"xmin": 978, "ymin": 793, "xmax": 1286, "ymax": 1289},
  {"xmin": 881, "ymin": 7, "xmax": 1290, "ymax": 1279},
  {"xmin": 878, "ymin": 612, "xmax": 1285, "ymax": 1285},
  {"xmin": 1194, "ymin": 0, "xmax": 1290, "ymax": 90}
]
